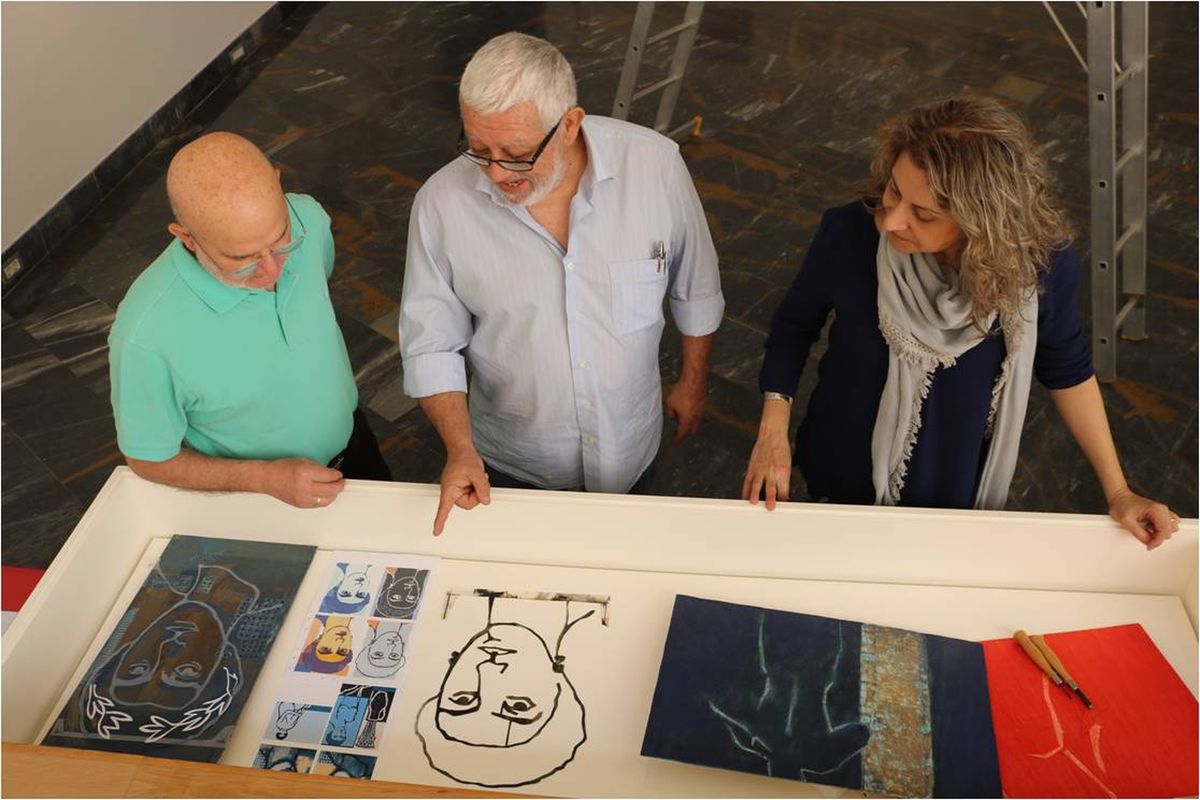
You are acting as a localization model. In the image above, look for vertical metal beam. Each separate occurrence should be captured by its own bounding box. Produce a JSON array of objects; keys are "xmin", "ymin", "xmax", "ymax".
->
[
  {"xmin": 653, "ymin": 2, "xmax": 705, "ymax": 133},
  {"xmin": 612, "ymin": 3, "xmax": 656, "ymax": 120},
  {"xmin": 1119, "ymin": 2, "xmax": 1148, "ymax": 341},
  {"xmin": 1087, "ymin": 1, "xmax": 1117, "ymax": 381}
]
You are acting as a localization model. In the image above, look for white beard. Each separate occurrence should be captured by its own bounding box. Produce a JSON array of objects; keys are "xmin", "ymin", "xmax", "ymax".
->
[{"xmin": 504, "ymin": 149, "xmax": 568, "ymax": 208}]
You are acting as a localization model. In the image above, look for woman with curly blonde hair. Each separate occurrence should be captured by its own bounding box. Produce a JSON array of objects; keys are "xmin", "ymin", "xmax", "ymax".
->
[{"xmin": 743, "ymin": 94, "xmax": 1176, "ymax": 549}]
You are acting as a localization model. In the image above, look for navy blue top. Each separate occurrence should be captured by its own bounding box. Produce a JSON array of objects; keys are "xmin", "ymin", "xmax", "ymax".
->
[{"xmin": 759, "ymin": 202, "xmax": 1093, "ymax": 508}]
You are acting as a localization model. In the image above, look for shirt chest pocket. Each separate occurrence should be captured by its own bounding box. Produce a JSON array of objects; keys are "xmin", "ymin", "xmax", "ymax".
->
[{"xmin": 609, "ymin": 257, "xmax": 668, "ymax": 335}]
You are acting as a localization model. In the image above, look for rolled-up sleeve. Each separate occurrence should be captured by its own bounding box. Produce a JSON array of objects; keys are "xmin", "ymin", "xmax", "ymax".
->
[
  {"xmin": 399, "ymin": 188, "xmax": 472, "ymax": 398},
  {"xmin": 1034, "ymin": 244, "xmax": 1094, "ymax": 389},
  {"xmin": 666, "ymin": 150, "xmax": 724, "ymax": 336}
]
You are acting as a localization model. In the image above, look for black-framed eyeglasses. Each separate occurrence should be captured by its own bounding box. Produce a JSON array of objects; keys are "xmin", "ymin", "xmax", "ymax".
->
[{"xmin": 457, "ymin": 120, "xmax": 561, "ymax": 173}]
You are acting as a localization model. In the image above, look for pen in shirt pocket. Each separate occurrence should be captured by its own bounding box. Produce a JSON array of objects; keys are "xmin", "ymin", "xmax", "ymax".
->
[{"xmin": 653, "ymin": 241, "xmax": 666, "ymax": 273}]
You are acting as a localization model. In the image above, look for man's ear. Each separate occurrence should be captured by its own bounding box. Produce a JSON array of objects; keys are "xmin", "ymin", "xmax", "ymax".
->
[
  {"xmin": 168, "ymin": 222, "xmax": 196, "ymax": 252},
  {"xmin": 562, "ymin": 106, "xmax": 586, "ymax": 145}
]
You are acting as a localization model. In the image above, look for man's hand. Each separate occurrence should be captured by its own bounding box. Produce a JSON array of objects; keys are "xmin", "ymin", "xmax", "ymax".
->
[
  {"xmin": 1107, "ymin": 486, "xmax": 1179, "ymax": 550},
  {"xmin": 664, "ymin": 376, "xmax": 707, "ymax": 444},
  {"xmin": 742, "ymin": 429, "xmax": 793, "ymax": 510},
  {"xmin": 261, "ymin": 458, "xmax": 345, "ymax": 508},
  {"xmin": 433, "ymin": 450, "xmax": 492, "ymax": 536}
]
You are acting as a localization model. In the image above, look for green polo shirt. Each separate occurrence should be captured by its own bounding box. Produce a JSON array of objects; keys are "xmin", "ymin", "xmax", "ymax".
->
[{"xmin": 109, "ymin": 192, "xmax": 358, "ymax": 464}]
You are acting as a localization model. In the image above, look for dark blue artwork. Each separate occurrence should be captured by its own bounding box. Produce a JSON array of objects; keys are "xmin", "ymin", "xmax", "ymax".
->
[
  {"xmin": 313, "ymin": 750, "xmax": 377, "ymax": 779},
  {"xmin": 252, "ymin": 744, "xmax": 317, "ymax": 772},
  {"xmin": 322, "ymin": 683, "xmax": 395, "ymax": 749},
  {"xmin": 641, "ymin": 595, "xmax": 1001, "ymax": 798},
  {"xmin": 42, "ymin": 536, "xmax": 315, "ymax": 762}
]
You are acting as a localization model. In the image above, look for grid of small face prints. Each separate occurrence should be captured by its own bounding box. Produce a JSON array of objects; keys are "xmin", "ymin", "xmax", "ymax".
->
[{"xmin": 250, "ymin": 555, "xmax": 434, "ymax": 778}]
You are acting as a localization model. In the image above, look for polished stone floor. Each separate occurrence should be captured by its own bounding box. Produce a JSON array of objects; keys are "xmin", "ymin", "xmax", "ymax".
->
[{"xmin": 3, "ymin": 2, "xmax": 1196, "ymax": 567}]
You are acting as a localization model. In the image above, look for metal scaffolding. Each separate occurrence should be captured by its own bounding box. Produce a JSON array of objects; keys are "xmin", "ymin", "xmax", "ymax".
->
[
  {"xmin": 615, "ymin": 2, "xmax": 1151, "ymax": 381},
  {"xmin": 611, "ymin": 2, "xmax": 705, "ymax": 138}
]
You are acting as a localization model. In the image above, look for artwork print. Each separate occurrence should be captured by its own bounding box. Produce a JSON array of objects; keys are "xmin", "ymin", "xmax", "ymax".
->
[
  {"xmin": 319, "ymin": 563, "xmax": 374, "ymax": 614},
  {"xmin": 295, "ymin": 615, "xmax": 354, "ymax": 675},
  {"xmin": 263, "ymin": 701, "xmax": 331, "ymax": 744},
  {"xmin": 253, "ymin": 744, "xmax": 317, "ymax": 772},
  {"xmin": 415, "ymin": 590, "xmax": 605, "ymax": 788},
  {"xmin": 312, "ymin": 751, "xmax": 377, "ymax": 779},
  {"xmin": 641, "ymin": 595, "xmax": 1002, "ymax": 797},
  {"xmin": 354, "ymin": 619, "xmax": 408, "ymax": 679},
  {"xmin": 41, "ymin": 536, "xmax": 315, "ymax": 762},
  {"xmin": 322, "ymin": 683, "xmax": 395, "ymax": 749},
  {"xmin": 983, "ymin": 624, "xmax": 1199, "ymax": 797},
  {"xmin": 373, "ymin": 567, "xmax": 428, "ymax": 619}
]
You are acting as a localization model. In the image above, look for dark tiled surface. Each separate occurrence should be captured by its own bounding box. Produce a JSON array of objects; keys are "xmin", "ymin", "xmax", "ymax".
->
[{"xmin": 2, "ymin": 2, "xmax": 1196, "ymax": 568}]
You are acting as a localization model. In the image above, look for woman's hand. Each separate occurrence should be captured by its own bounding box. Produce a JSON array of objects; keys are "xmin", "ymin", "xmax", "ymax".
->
[
  {"xmin": 742, "ymin": 429, "xmax": 793, "ymax": 510},
  {"xmin": 743, "ymin": 395, "xmax": 794, "ymax": 510},
  {"xmin": 1107, "ymin": 486, "xmax": 1179, "ymax": 550}
]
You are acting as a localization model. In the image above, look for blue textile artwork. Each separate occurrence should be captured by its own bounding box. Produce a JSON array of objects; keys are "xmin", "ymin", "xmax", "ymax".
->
[
  {"xmin": 641, "ymin": 595, "xmax": 1001, "ymax": 797},
  {"xmin": 42, "ymin": 535, "xmax": 315, "ymax": 762}
]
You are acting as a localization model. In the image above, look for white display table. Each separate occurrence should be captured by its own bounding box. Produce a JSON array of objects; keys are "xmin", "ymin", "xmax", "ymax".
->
[{"xmin": 4, "ymin": 467, "xmax": 1196, "ymax": 797}]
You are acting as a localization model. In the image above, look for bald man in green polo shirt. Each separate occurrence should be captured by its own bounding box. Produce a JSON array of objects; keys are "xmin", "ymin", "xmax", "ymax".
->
[{"xmin": 108, "ymin": 132, "xmax": 391, "ymax": 507}]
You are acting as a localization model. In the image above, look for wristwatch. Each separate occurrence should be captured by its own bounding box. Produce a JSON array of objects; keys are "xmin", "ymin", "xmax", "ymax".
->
[{"xmin": 763, "ymin": 391, "xmax": 793, "ymax": 404}]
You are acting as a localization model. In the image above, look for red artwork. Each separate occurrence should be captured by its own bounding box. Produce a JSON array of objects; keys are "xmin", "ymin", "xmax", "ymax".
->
[{"xmin": 983, "ymin": 624, "xmax": 1198, "ymax": 798}]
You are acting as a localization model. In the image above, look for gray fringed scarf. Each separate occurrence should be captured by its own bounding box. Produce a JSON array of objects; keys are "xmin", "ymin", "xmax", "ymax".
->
[{"xmin": 871, "ymin": 235, "xmax": 1038, "ymax": 509}]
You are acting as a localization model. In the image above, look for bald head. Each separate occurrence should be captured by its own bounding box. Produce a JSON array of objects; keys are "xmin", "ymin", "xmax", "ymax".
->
[
  {"xmin": 167, "ymin": 132, "xmax": 281, "ymax": 239},
  {"xmin": 166, "ymin": 132, "xmax": 293, "ymax": 290}
]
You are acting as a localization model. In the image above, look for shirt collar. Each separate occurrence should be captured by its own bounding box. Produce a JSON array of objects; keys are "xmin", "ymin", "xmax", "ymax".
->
[
  {"xmin": 172, "ymin": 237, "xmax": 300, "ymax": 316},
  {"xmin": 172, "ymin": 240, "xmax": 255, "ymax": 314},
  {"xmin": 171, "ymin": 195, "xmax": 305, "ymax": 314},
  {"xmin": 470, "ymin": 115, "xmax": 616, "ymax": 204}
]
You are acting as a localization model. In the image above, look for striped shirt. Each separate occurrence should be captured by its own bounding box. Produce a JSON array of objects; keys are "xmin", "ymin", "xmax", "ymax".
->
[{"xmin": 400, "ymin": 115, "xmax": 724, "ymax": 492}]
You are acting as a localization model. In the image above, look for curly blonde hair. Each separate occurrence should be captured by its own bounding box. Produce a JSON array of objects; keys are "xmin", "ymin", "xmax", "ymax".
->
[{"xmin": 863, "ymin": 95, "xmax": 1071, "ymax": 330}]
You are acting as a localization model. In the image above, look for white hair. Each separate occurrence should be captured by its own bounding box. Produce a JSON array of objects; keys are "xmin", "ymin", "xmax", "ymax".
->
[{"xmin": 459, "ymin": 32, "xmax": 577, "ymax": 128}]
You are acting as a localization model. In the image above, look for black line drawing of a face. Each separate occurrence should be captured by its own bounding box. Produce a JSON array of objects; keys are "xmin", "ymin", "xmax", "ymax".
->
[
  {"xmin": 437, "ymin": 623, "xmax": 561, "ymax": 746},
  {"xmin": 354, "ymin": 621, "xmax": 407, "ymax": 679},
  {"xmin": 374, "ymin": 568, "xmax": 427, "ymax": 619},
  {"xmin": 415, "ymin": 595, "xmax": 593, "ymax": 788}
]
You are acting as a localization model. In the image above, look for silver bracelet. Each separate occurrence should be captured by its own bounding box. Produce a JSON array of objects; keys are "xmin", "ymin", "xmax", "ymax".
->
[{"xmin": 763, "ymin": 391, "xmax": 793, "ymax": 404}]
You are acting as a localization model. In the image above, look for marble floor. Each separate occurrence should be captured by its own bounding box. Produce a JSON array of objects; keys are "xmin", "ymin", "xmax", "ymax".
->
[{"xmin": 2, "ymin": 2, "xmax": 1196, "ymax": 568}]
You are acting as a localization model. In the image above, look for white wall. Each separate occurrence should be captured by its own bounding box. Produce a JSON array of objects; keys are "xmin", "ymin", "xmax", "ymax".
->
[{"xmin": 1, "ymin": 1, "xmax": 272, "ymax": 249}]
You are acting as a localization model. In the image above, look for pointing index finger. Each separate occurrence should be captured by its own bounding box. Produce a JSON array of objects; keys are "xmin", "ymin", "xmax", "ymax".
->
[{"xmin": 433, "ymin": 486, "xmax": 461, "ymax": 537}]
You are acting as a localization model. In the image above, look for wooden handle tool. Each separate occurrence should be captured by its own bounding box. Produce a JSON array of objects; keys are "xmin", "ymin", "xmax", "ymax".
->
[
  {"xmin": 1032, "ymin": 634, "xmax": 1094, "ymax": 709},
  {"xmin": 1014, "ymin": 630, "xmax": 1066, "ymax": 688}
]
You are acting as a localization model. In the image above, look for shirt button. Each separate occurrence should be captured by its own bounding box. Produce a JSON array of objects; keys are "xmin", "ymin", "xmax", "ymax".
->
[
  {"xmin": 579, "ymin": 359, "xmax": 589, "ymax": 368},
  {"xmin": 587, "ymin": 435, "xmax": 597, "ymax": 445},
  {"xmin": 566, "ymin": 261, "xmax": 575, "ymax": 271}
]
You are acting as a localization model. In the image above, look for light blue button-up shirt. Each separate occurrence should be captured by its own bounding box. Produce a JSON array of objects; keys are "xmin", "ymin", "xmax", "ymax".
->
[{"xmin": 400, "ymin": 115, "xmax": 724, "ymax": 493}]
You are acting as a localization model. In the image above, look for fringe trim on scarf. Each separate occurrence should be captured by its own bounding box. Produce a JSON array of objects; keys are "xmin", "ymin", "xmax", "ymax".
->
[
  {"xmin": 878, "ymin": 314, "xmax": 959, "ymax": 501},
  {"xmin": 983, "ymin": 314, "xmax": 1025, "ymax": 441}
]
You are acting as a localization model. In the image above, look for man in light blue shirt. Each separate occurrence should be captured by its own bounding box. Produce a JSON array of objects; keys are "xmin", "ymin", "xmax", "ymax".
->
[{"xmin": 399, "ymin": 32, "xmax": 724, "ymax": 534}]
